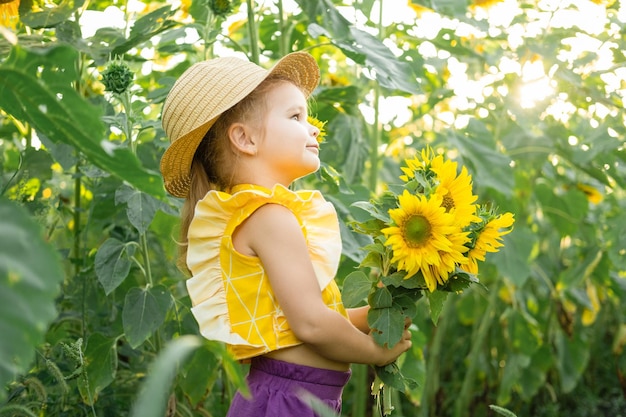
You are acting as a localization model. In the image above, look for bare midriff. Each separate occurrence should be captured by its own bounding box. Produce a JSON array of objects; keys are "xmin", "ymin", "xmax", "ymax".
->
[{"xmin": 263, "ymin": 343, "xmax": 351, "ymax": 372}]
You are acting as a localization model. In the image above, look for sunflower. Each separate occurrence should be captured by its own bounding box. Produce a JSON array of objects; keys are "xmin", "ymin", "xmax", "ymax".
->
[
  {"xmin": 0, "ymin": 0, "xmax": 20, "ymax": 29},
  {"xmin": 308, "ymin": 116, "xmax": 327, "ymax": 144},
  {"xmin": 576, "ymin": 183, "xmax": 603, "ymax": 204},
  {"xmin": 430, "ymin": 155, "xmax": 480, "ymax": 228},
  {"xmin": 382, "ymin": 190, "xmax": 470, "ymax": 292},
  {"xmin": 400, "ymin": 146, "xmax": 436, "ymax": 182},
  {"xmin": 465, "ymin": 211, "xmax": 515, "ymax": 274}
]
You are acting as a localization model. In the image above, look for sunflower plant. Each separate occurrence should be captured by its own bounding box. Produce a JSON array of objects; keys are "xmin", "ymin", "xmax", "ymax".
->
[{"xmin": 344, "ymin": 146, "xmax": 514, "ymax": 415}]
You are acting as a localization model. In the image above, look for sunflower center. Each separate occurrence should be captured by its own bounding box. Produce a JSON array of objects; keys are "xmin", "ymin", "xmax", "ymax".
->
[
  {"xmin": 441, "ymin": 192, "xmax": 455, "ymax": 212},
  {"xmin": 403, "ymin": 215, "xmax": 431, "ymax": 247}
]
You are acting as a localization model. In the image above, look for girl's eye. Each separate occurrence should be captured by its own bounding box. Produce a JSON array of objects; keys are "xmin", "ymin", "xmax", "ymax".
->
[{"xmin": 291, "ymin": 114, "xmax": 301, "ymax": 120}]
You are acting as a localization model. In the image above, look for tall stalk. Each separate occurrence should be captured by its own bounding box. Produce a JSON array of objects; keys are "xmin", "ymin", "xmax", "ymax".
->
[
  {"xmin": 453, "ymin": 282, "xmax": 501, "ymax": 417},
  {"xmin": 246, "ymin": 0, "xmax": 260, "ymax": 64},
  {"xmin": 277, "ymin": 0, "xmax": 288, "ymax": 56},
  {"xmin": 368, "ymin": 0, "xmax": 385, "ymax": 193},
  {"xmin": 420, "ymin": 300, "xmax": 452, "ymax": 417}
]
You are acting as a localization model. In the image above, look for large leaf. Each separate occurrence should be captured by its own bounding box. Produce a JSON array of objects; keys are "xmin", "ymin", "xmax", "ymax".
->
[
  {"xmin": 449, "ymin": 119, "xmax": 515, "ymax": 196},
  {"xmin": 0, "ymin": 45, "xmax": 164, "ymax": 197},
  {"xmin": 496, "ymin": 227, "xmax": 535, "ymax": 287},
  {"xmin": 534, "ymin": 182, "xmax": 588, "ymax": 237},
  {"xmin": 368, "ymin": 304, "xmax": 405, "ymax": 348},
  {"xmin": 123, "ymin": 285, "xmax": 173, "ymax": 348},
  {"xmin": 115, "ymin": 184, "xmax": 161, "ymax": 234},
  {"xmin": 78, "ymin": 333, "xmax": 118, "ymax": 405},
  {"xmin": 341, "ymin": 271, "xmax": 373, "ymax": 308},
  {"xmin": 555, "ymin": 329, "xmax": 590, "ymax": 393},
  {"xmin": 298, "ymin": 0, "xmax": 421, "ymax": 94},
  {"xmin": 19, "ymin": 0, "xmax": 86, "ymax": 29},
  {"xmin": 130, "ymin": 336, "xmax": 203, "ymax": 417},
  {"xmin": 0, "ymin": 198, "xmax": 64, "ymax": 401},
  {"xmin": 95, "ymin": 238, "xmax": 135, "ymax": 295}
]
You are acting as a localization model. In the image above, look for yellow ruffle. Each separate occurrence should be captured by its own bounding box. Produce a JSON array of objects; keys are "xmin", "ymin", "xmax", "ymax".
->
[{"xmin": 186, "ymin": 184, "xmax": 344, "ymax": 358}]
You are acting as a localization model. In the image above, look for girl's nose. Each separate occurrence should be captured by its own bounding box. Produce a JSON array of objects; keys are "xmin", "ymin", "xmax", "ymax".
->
[{"xmin": 309, "ymin": 122, "xmax": 320, "ymax": 137}]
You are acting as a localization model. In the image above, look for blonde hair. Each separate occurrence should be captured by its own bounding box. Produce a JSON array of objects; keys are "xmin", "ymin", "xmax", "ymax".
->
[{"xmin": 177, "ymin": 76, "xmax": 298, "ymax": 274}]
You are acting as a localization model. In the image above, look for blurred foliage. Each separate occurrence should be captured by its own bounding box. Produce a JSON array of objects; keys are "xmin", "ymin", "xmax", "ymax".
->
[{"xmin": 1, "ymin": 0, "xmax": 625, "ymax": 416}]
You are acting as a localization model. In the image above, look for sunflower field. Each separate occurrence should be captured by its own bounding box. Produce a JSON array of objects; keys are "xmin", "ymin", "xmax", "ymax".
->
[{"xmin": 1, "ymin": 0, "xmax": 625, "ymax": 416}]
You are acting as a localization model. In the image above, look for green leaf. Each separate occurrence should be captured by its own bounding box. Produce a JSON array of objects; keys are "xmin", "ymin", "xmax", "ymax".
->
[
  {"xmin": 115, "ymin": 184, "xmax": 161, "ymax": 234},
  {"xmin": 0, "ymin": 198, "xmax": 64, "ymax": 402},
  {"xmin": 298, "ymin": 391, "xmax": 340, "ymax": 417},
  {"xmin": 368, "ymin": 286, "xmax": 393, "ymax": 309},
  {"xmin": 426, "ymin": 290, "xmax": 448, "ymax": 325},
  {"xmin": 496, "ymin": 353, "xmax": 530, "ymax": 404},
  {"xmin": 123, "ymin": 285, "xmax": 173, "ymax": 348},
  {"xmin": 534, "ymin": 182, "xmax": 588, "ymax": 237},
  {"xmin": 342, "ymin": 271, "xmax": 374, "ymax": 308},
  {"xmin": 299, "ymin": 0, "xmax": 420, "ymax": 94},
  {"xmin": 78, "ymin": 333, "xmax": 118, "ymax": 405},
  {"xmin": 111, "ymin": 6, "xmax": 177, "ymax": 57},
  {"xmin": 180, "ymin": 340, "xmax": 249, "ymax": 405},
  {"xmin": 368, "ymin": 305, "xmax": 405, "ymax": 348},
  {"xmin": 130, "ymin": 336, "xmax": 203, "ymax": 417},
  {"xmin": 0, "ymin": 45, "xmax": 165, "ymax": 197},
  {"xmin": 449, "ymin": 120, "xmax": 515, "ymax": 196},
  {"xmin": 555, "ymin": 329, "xmax": 590, "ymax": 393},
  {"xmin": 19, "ymin": 0, "xmax": 86, "ymax": 29},
  {"xmin": 95, "ymin": 238, "xmax": 135, "ymax": 295},
  {"xmin": 343, "ymin": 26, "xmax": 421, "ymax": 94},
  {"xmin": 489, "ymin": 405, "xmax": 518, "ymax": 417},
  {"xmin": 496, "ymin": 227, "xmax": 535, "ymax": 287},
  {"xmin": 374, "ymin": 362, "xmax": 418, "ymax": 392}
]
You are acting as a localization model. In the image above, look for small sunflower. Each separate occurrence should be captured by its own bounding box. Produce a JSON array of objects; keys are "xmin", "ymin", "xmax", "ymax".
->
[
  {"xmin": 430, "ymin": 155, "xmax": 480, "ymax": 228},
  {"xmin": 399, "ymin": 146, "xmax": 436, "ymax": 182},
  {"xmin": 576, "ymin": 183, "xmax": 603, "ymax": 204},
  {"xmin": 308, "ymin": 116, "xmax": 327, "ymax": 144},
  {"xmin": 382, "ymin": 190, "xmax": 470, "ymax": 292},
  {"xmin": 0, "ymin": 0, "xmax": 20, "ymax": 29},
  {"xmin": 465, "ymin": 211, "xmax": 514, "ymax": 274}
]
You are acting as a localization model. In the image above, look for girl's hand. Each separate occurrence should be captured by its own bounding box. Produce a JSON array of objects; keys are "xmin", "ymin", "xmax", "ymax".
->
[{"xmin": 372, "ymin": 327, "xmax": 412, "ymax": 367}]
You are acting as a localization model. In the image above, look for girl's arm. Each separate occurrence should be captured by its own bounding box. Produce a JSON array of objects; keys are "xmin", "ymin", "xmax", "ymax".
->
[
  {"xmin": 347, "ymin": 306, "xmax": 370, "ymax": 334},
  {"xmin": 234, "ymin": 203, "xmax": 411, "ymax": 367}
]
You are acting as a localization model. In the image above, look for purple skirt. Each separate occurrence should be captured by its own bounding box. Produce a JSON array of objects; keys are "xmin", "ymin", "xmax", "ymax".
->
[{"xmin": 226, "ymin": 356, "xmax": 352, "ymax": 417}]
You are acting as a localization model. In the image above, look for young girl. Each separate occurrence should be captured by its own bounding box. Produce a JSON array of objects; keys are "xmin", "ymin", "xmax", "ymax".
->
[{"xmin": 159, "ymin": 51, "xmax": 412, "ymax": 416}]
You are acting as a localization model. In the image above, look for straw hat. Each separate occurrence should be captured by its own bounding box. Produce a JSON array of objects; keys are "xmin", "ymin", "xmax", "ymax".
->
[{"xmin": 160, "ymin": 52, "xmax": 320, "ymax": 198}]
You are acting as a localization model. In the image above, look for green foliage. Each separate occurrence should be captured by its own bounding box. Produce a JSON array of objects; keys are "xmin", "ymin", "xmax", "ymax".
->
[
  {"xmin": 1, "ymin": 0, "xmax": 626, "ymax": 416},
  {"xmin": 0, "ymin": 198, "xmax": 64, "ymax": 402}
]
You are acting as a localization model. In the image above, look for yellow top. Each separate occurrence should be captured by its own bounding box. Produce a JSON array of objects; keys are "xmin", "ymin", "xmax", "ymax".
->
[{"xmin": 186, "ymin": 183, "xmax": 348, "ymax": 360}]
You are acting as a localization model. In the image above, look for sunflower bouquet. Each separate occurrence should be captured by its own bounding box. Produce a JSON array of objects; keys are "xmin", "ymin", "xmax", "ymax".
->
[{"xmin": 344, "ymin": 146, "xmax": 515, "ymax": 415}]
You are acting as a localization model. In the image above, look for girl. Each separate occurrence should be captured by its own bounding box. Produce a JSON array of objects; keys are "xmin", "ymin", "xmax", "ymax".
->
[{"xmin": 159, "ymin": 51, "xmax": 412, "ymax": 416}]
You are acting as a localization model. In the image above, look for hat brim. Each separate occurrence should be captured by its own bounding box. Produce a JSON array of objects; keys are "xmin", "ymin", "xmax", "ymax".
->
[{"xmin": 160, "ymin": 52, "xmax": 320, "ymax": 198}]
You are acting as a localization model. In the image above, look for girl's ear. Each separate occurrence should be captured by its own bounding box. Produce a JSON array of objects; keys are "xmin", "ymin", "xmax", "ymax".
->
[{"xmin": 228, "ymin": 122, "xmax": 257, "ymax": 156}]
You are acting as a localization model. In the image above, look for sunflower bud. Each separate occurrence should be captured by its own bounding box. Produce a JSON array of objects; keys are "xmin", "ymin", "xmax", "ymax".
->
[
  {"xmin": 101, "ymin": 61, "xmax": 134, "ymax": 95},
  {"xmin": 209, "ymin": 0, "xmax": 233, "ymax": 18}
]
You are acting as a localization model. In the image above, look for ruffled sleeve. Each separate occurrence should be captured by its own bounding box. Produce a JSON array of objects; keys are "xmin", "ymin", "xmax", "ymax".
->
[{"xmin": 185, "ymin": 184, "xmax": 342, "ymax": 348}]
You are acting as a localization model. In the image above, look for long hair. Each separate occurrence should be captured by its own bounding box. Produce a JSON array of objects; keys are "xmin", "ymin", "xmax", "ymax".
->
[{"xmin": 177, "ymin": 76, "xmax": 294, "ymax": 274}]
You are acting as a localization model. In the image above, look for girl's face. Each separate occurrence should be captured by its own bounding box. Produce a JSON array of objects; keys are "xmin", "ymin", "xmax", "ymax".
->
[{"xmin": 254, "ymin": 82, "xmax": 321, "ymax": 185}]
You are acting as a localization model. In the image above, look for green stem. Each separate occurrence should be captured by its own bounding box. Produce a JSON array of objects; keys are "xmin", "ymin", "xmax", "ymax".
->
[
  {"xmin": 246, "ymin": 0, "xmax": 260, "ymax": 64},
  {"xmin": 277, "ymin": 0, "xmax": 287, "ymax": 56},
  {"xmin": 140, "ymin": 233, "xmax": 153, "ymax": 287},
  {"xmin": 351, "ymin": 364, "xmax": 368, "ymax": 417},
  {"xmin": 120, "ymin": 91, "xmax": 135, "ymax": 153},
  {"xmin": 453, "ymin": 283, "xmax": 500, "ymax": 417},
  {"xmin": 204, "ymin": 10, "xmax": 215, "ymax": 60},
  {"xmin": 368, "ymin": 0, "xmax": 385, "ymax": 192},
  {"xmin": 73, "ymin": 157, "xmax": 82, "ymax": 277},
  {"xmin": 382, "ymin": 384, "xmax": 394, "ymax": 416},
  {"xmin": 420, "ymin": 300, "xmax": 450, "ymax": 417}
]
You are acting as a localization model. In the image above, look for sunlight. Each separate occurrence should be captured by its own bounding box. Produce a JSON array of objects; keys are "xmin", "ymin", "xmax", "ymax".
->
[{"xmin": 517, "ymin": 57, "xmax": 554, "ymax": 108}]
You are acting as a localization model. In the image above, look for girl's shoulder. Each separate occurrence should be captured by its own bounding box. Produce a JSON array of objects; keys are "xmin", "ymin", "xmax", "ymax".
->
[{"xmin": 197, "ymin": 183, "xmax": 333, "ymax": 223}]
